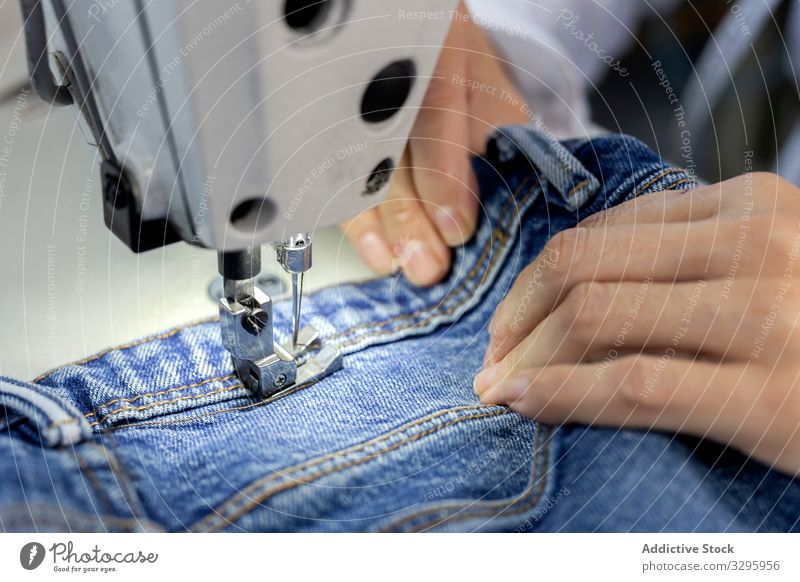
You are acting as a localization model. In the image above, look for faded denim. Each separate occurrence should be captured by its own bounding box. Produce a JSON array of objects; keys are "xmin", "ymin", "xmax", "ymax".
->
[{"xmin": 2, "ymin": 126, "xmax": 799, "ymax": 532}]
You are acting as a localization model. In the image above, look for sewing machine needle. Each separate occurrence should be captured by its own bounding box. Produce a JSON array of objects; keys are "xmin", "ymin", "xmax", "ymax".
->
[
  {"xmin": 292, "ymin": 272, "xmax": 304, "ymax": 350},
  {"xmin": 275, "ymin": 233, "xmax": 312, "ymax": 354}
]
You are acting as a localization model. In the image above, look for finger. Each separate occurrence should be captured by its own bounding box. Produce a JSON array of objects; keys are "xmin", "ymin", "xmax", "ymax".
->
[
  {"xmin": 599, "ymin": 173, "xmax": 800, "ymax": 227},
  {"xmin": 482, "ymin": 280, "xmax": 770, "ymax": 383},
  {"xmin": 478, "ymin": 355, "xmax": 755, "ymax": 449},
  {"xmin": 576, "ymin": 173, "xmax": 791, "ymax": 229},
  {"xmin": 578, "ymin": 185, "xmax": 719, "ymax": 227},
  {"xmin": 409, "ymin": 10, "xmax": 478, "ymax": 247},
  {"xmin": 485, "ymin": 219, "xmax": 758, "ymax": 366},
  {"xmin": 379, "ymin": 150, "xmax": 451, "ymax": 287},
  {"xmin": 340, "ymin": 208, "xmax": 394, "ymax": 275}
]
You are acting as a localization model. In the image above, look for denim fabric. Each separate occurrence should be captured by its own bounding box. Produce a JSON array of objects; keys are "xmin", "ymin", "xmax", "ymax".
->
[{"xmin": 2, "ymin": 126, "xmax": 799, "ymax": 532}]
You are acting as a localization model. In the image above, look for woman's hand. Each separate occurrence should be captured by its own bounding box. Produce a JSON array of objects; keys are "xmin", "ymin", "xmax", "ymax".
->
[
  {"xmin": 475, "ymin": 172, "xmax": 800, "ymax": 476},
  {"xmin": 341, "ymin": 2, "xmax": 528, "ymax": 286}
]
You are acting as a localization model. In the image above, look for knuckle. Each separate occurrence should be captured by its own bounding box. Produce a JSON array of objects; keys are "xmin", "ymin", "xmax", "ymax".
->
[
  {"xmin": 770, "ymin": 217, "xmax": 800, "ymax": 258},
  {"xmin": 744, "ymin": 283, "xmax": 800, "ymax": 351},
  {"xmin": 734, "ymin": 214, "xmax": 794, "ymax": 258},
  {"xmin": 383, "ymin": 198, "xmax": 420, "ymax": 225},
  {"xmin": 491, "ymin": 301, "xmax": 515, "ymax": 338},
  {"xmin": 428, "ymin": 176, "xmax": 468, "ymax": 210},
  {"xmin": 516, "ymin": 261, "xmax": 548, "ymax": 296},
  {"xmin": 618, "ymin": 356, "xmax": 662, "ymax": 407},
  {"xmin": 754, "ymin": 371, "xmax": 797, "ymax": 425},
  {"xmin": 430, "ymin": 156, "xmax": 465, "ymax": 186},
  {"xmin": 500, "ymin": 346, "xmax": 524, "ymax": 378},
  {"xmin": 546, "ymin": 227, "xmax": 587, "ymax": 277},
  {"xmin": 564, "ymin": 282, "xmax": 609, "ymax": 336},
  {"xmin": 749, "ymin": 288, "xmax": 778, "ymax": 321}
]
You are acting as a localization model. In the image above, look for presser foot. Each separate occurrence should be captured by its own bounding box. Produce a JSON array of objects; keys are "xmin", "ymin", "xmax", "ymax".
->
[{"xmin": 219, "ymin": 286, "xmax": 342, "ymax": 399}]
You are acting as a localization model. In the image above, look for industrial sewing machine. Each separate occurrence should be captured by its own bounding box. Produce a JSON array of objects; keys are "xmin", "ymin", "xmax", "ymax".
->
[{"xmin": 19, "ymin": 0, "xmax": 457, "ymax": 396}]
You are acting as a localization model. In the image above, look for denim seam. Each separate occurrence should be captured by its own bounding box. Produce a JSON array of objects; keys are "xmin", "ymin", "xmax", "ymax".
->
[
  {"xmin": 188, "ymin": 406, "xmax": 496, "ymax": 530},
  {"xmin": 663, "ymin": 178, "xmax": 695, "ymax": 192},
  {"xmin": 101, "ymin": 435, "xmax": 155, "ymax": 523},
  {"xmin": 83, "ymin": 374, "xmax": 238, "ymax": 421},
  {"xmin": 31, "ymin": 270, "xmax": 398, "ymax": 385},
  {"xmin": 83, "ymin": 440, "xmax": 150, "ymax": 525},
  {"xmin": 31, "ymin": 271, "xmax": 420, "ymax": 384},
  {"xmin": 192, "ymin": 407, "xmax": 510, "ymax": 532},
  {"xmin": 394, "ymin": 426, "xmax": 554, "ymax": 532},
  {"xmin": 325, "ymin": 178, "xmax": 533, "ymax": 344},
  {"xmin": 97, "ymin": 378, "xmax": 307, "ymax": 432},
  {"xmin": 329, "ymin": 228, "xmax": 505, "ymax": 343},
  {"xmin": 75, "ymin": 447, "xmax": 119, "ymax": 519},
  {"xmin": 334, "ymin": 227, "xmax": 510, "ymax": 350},
  {"xmin": 566, "ymin": 179, "xmax": 591, "ymax": 200},
  {"xmin": 424, "ymin": 428, "xmax": 555, "ymax": 532},
  {"xmin": 88, "ymin": 380, "xmax": 245, "ymax": 428},
  {"xmin": 378, "ymin": 425, "xmax": 544, "ymax": 532},
  {"xmin": 81, "ymin": 180, "xmax": 538, "ymax": 431},
  {"xmin": 630, "ymin": 168, "xmax": 688, "ymax": 198}
]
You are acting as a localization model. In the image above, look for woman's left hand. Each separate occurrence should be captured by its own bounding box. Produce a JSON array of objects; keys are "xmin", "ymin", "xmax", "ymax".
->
[{"xmin": 474, "ymin": 172, "xmax": 800, "ymax": 476}]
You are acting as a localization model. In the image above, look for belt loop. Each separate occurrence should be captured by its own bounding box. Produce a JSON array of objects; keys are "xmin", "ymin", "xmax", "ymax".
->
[
  {"xmin": 0, "ymin": 378, "xmax": 92, "ymax": 447},
  {"xmin": 490, "ymin": 125, "xmax": 601, "ymax": 210}
]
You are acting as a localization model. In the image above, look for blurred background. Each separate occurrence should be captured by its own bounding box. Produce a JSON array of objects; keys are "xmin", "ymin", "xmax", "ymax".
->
[{"xmin": 587, "ymin": 0, "xmax": 800, "ymax": 185}]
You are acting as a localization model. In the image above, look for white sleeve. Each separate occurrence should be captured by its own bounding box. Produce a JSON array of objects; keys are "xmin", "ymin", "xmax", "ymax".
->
[{"xmin": 465, "ymin": 0, "xmax": 681, "ymax": 137}]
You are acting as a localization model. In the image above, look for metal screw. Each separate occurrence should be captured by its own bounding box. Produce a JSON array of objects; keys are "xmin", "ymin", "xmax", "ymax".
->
[{"xmin": 273, "ymin": 374, "xmax": 287, "ymax": 388}]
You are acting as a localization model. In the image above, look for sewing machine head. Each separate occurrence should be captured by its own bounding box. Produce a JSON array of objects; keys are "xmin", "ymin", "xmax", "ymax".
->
[{"xmin": 21, "ymin": 0, "xmax": 458, "ymax": 395}]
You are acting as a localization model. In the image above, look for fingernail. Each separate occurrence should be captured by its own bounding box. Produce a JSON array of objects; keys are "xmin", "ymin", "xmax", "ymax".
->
[
  {"xmin": 359, "ymin": 232, "xmax": 394, "ymax": 274},
  {"xmin": 434, "ymin": 207, "xmax": 465, "ymax": 246},
  {"xmin": 402, "ymin": 239, "xmax": 444, "ymax": 285},
  {"xmin": 501, "ymin": 375, "xmax": 529, "ymax": 403},
  {"xmin": 473, "ymin": 364, "xmax": 499, "ymax": 396}
]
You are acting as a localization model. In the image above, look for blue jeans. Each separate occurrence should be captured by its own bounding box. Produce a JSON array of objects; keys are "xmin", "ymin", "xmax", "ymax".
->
[{"xmin": 2, "ymin": 126, "xmax": 799, "ymax": 532}]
